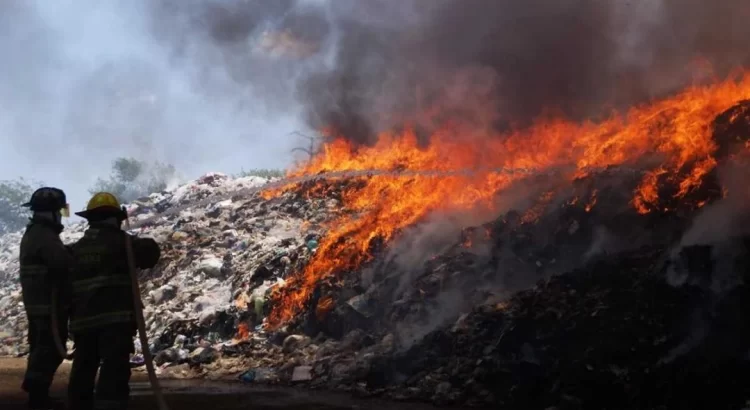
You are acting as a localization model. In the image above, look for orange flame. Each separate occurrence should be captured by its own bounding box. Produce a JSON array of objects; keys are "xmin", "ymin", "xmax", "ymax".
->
[
  {"xmin": 315, "ymin": 296, "xmax": 334, "ymax": 321},
  {"xmin": 522, "ymin": 190, "xmax": 557, "ymax": 223},
  {"xmin": 484, "ymin": 227, "xmax": 492, "ymax": 240},
  {"xmin": 585, "ymin": 190, "xmax": 599, "ymax": 213},
  {"xmin": 235, "ymin": 323, "xmax": 250, "ymax": 341},
  {"xmin": 266, "ymin": 72, "xmax": 750, "ymax": 328}
]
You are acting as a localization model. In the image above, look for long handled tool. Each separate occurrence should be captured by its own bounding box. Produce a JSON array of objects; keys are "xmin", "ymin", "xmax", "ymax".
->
[{"xmin": 123, "ymin": 207, "xmax": 170, "ymax": 410}]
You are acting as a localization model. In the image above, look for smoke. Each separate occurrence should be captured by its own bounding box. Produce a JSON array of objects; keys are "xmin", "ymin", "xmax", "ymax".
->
[
  {"xmin": 378, "ymin": 171, "xmax": 560, "ymax": 298},
  {"xmin": 583, "ymin": 226, "xmax": 621, "ymax": 262},
  {"xmin": 666, "ymin": 150, "xmax": 750, "ymax": 290},
  {"xmin": 0, "ymin": 0, "xmax": 329, "ymax": 212},
  {"xmin": 393, "ymin": 287, "xmax": 466, "ymax": 349},
  {"xmin": 297, "ymin": 0, "xmax": 750, "ymax": 143},
  {"xmin": 374, "ymin": 176, "xmax": 566, "ymax": 346},
  {"xmin": 384, "ymin": 211, "xmax": 488, "ymax": 297},
  {"xmin": 680, "ymin": 157, "xmax": 750, "ymax": 248},
  {"xmin": 3, "ymin": 0, "xmax": 749, "ymax": 210}
]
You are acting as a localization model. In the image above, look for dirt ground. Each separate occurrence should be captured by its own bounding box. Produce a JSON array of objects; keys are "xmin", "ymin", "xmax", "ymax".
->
[{"xmin": 0, "ymin": 358, "xmax": 446, "ymax": 410}]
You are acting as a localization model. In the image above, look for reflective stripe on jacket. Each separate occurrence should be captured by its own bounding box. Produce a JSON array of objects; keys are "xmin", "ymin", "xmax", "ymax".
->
[
  {"xmin": 19, "ymin": 219, "xmax": 73, "ymax": 318},
  {"xmin": 69, "ymin": 223, "xmax": 160, "ymax": 333}
]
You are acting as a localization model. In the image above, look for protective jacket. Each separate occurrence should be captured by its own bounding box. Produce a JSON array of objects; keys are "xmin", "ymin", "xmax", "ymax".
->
[
  {"xmin": 68, "ymin": 222, "xmax": 160, "ymax": 334},
  {"xmin": 19, "ymin": 217, "xmax": 73, "ymax": 318},
  {"xmin": 19, "ymin": 216, "xmax": 73, "ymax": 409}
]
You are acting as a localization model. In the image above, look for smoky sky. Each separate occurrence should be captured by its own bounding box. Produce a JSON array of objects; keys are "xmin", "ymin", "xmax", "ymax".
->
[
  {"xmin": 0, "ymin": 0, "xmax": 323, "ymax": 214},
  {"xmin": 2, "ymin": 0, "xmax": 750, "ymax": 214},
  {"xmin": 298, "ymin": 0, "xmax": 750, "ymax": 143}
]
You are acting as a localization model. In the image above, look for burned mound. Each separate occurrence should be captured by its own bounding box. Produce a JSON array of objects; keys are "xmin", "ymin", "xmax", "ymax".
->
[
  {"xmin": 713, "ymin": 99, "xmax": 750, "ymax": 159},
  {"xmin": 382, "ymin": 241, "xmax": 750, "ymax": 408}
]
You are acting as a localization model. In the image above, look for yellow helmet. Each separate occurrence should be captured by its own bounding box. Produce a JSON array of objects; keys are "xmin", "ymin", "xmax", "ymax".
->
[
  {"xmin": 85, "ymin": 192, "xmax": 121, "ymax": 211},
  {"xmin": 75, "ymin": 192, "xmax": 125, "ymax": 220}
]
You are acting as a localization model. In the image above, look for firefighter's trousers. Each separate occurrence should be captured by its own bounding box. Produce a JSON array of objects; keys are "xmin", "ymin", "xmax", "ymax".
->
[
  {"xmin": 22, "ymin": 313, "xmax": 68, "ymax": 400},
  {"xmin": 68, "ymin": 324, "xmax": 134, "ymax": 410}
]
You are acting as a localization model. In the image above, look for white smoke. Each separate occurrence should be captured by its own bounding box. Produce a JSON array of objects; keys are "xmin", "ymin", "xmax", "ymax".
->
[
  {"xmin": 679, "ymin": 153, "xmax": 750, "ymax": 249},
  {"xmin": 0, "ymin": 0, "xmax": 329, "ymax": 213}
]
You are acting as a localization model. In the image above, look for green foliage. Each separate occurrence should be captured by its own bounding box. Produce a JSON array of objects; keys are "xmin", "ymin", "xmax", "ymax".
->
[
  {"xmin": 0, "ymin": 178, "xmax": 41, "ymax": 234},
  {"xmin": 112, "ymin": 157, "xmax": 143, "ymax": 183},
  {"xmin": 236, "ymin": 168, "xmax": 285, "ymax": 179},
  {"xmin": 89, "ymin": 157, "xmax": 177, "ymax": 204}
]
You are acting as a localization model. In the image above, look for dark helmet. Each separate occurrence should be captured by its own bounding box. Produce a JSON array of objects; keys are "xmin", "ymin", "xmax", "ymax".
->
[{"xmin": 21, "ymin": 187, "xmax": 68, "ymax": 212}]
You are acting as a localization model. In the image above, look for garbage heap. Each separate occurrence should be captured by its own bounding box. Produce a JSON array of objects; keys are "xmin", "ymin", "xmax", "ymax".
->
[
  {"xmin": 0, "ymin": 173, "xmax": 336, "ymax": 357},
  {"xmin": 0, "ymin": 169, "xmax": 748, "ymax": 410},
  {"xmin": 230, "ymin": 179, "xmax": 750, "ymax": 409}
]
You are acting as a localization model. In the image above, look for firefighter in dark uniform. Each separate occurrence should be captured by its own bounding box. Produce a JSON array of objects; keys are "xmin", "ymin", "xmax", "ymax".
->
[
  {"xmin": 19, "ymin": 187, "xmax": 73, "ymax": 410},
  {"xmin": 67, "ymin": 192, "xmax": 160, "ymax": 410}
]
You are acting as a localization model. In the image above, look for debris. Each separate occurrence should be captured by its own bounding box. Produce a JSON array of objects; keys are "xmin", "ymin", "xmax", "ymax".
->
[
  {"xmin": 282, "ymin": 335, "xmax": 311, "ymax": 354},
  {"xmin": 197, "ymin": 256, "xmax": 224, "ymax": 278},
  {"xmin": 129, "ymin": 354, "xmax": 145, "ymax": 368},
  {"xmin": 238, "ymin": 370, "xmax": 257, "ymax": 383},
  {"xmin": 291, "ymin": 365, "xmax": 313, "ymax": 382},
  {"xmin": 189, "ymin": 347, "xmax": 219, "ymax": 365},
  {"xmin": 238, "ymin": 368, "xmax": 276, "ymax": 383},
  {"xmin": 345, "ymin": 294, "xmax": 374, "ymax": 318}
]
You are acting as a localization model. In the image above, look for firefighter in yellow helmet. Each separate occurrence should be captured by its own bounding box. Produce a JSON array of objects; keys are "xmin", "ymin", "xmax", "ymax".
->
[
  {"xmin": 67, "ymin": 192, "xmax": 160, "ymax": 410},
  {"xmin": 19, "ymin": 187, "xmax": 73, "ymax": 410}
]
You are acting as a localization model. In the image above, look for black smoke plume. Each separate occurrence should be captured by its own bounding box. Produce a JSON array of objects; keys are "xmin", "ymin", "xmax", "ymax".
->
[{"xmin": 294, "ymin": 0, "xmax": 750, "ymax": 143}]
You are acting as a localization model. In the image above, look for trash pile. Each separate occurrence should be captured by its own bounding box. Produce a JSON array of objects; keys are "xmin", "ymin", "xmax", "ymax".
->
[
  {"xmin": 0, "ymin": 224, "xmax": 84, "ymax": 355},
  {"xmin": 0, "ymin": 165, "xmax": 749, "ymax": 408},
  {"xmin": 0, "ymin": 230, "xmax": 32, "ymax": 354},
  {"xmin": 0, "ymin": 172, "xmax": 337, "ymax": 359},
  {"xmin": 0, "ymin": 101, "xmax": 749, "ymax": 408}
]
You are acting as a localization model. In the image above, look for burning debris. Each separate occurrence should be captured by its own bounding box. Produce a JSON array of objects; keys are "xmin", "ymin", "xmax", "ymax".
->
[
  {"xmin": 1, "ymin": 78, "xmax": 750, "ymax": 407},
  {"xmin": 268, "ymin": 72, "xmax": 750, "ymax": 328}
]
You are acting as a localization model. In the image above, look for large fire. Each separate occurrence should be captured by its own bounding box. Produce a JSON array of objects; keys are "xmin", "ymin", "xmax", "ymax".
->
[{"xmin": 265, "ymin": 71, "xmax": 750, "ymax": 328}]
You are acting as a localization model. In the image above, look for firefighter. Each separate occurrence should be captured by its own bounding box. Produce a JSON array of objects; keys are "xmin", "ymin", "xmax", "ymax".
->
[
  {"xmin": 67, "ymin": 192, "xmax": 160, "ymax": 410},
  {"xmin": 19, "ymin": 187, "xmax": 73, "ymax": 410}
]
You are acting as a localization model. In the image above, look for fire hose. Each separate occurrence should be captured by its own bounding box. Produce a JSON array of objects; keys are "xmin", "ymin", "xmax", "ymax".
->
[
  {"xmin": 123, "ymin": 208, "xmax": 170, "ymax": 410},
  {"xmin": 49, "ymin": 291, "xmax": 74, "ymax": 361}
]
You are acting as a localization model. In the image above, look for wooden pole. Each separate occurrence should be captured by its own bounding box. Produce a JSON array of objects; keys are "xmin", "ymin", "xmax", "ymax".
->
[
  {"xmin": 123, "ymin": 208, "xmax": 169, "ymax": 410},
  {"xmin": 50, "ymin": 291, "xmax": 74, "ymax": 360}
]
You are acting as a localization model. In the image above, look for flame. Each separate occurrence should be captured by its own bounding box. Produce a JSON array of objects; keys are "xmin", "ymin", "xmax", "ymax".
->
[
  {"xmin": 632, "ymin": 168, "xmax": 668, "ymax": 214},
  {"xmin": 235, "ymin": 323, "xmax": 250, "ymax": 341},
  {"xmin": 266, "ymin": 72, "xmax": 750, "ymax": 328},
  {"xmin": 585, "ymin": 190, "xmax": 599, "ymax": 213},
  {"xmin": 522, "ymin": 190, "xmax": 557, "ymax": 223},
  {"xmin": 484, "ymin": 227, "xmax": 492, "ymax": 240},
  {"xmin": 675, "ymin": 157, "xmax": 717, "ymax": 198},
  {"xmin": 315, "ymin": 296, "xmax": 334, "ymax": 321}
]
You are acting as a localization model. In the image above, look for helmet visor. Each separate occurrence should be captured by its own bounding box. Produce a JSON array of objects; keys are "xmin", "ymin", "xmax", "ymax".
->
[{"xmin": 60, "ymin": 203, "xmax": 70, "ymax": 218}]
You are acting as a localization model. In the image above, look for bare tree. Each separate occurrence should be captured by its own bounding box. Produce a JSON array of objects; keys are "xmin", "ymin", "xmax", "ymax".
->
[{"xmin": 289, "ymin": 131, "xmax": 328, "ymax": 163}]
